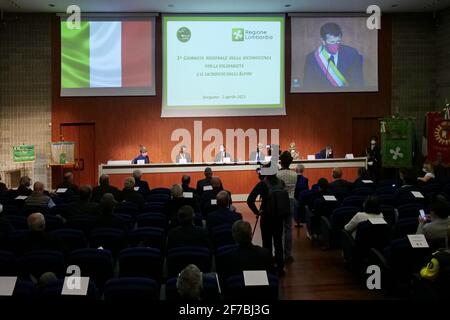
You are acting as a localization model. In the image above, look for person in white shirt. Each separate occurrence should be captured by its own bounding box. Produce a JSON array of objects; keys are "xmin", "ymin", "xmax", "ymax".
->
[
  {"xmin": 417, "ymin": 163, "xmax": 435, "ymax": 183},
  {"xmin": 276, "ymin": 151, "xmax": 298, "ymax": 263},
  {"xmin": 344, "ymin": 196, "xmax": 384, "ymax": 239}
]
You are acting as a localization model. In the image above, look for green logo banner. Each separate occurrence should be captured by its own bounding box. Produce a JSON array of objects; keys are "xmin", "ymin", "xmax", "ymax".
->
[
  {"xmin": 380, "ymin": 118, "xmax": 414, "ymax": 168},
  {"xmin": 13, "ymin": 145, "xmax": 35, "ymax": 163}
]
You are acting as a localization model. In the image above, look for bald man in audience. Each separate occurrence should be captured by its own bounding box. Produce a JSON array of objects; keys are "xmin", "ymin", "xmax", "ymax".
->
[
  {"xmin": 206, "ymin": 191, "xmax": 242, "ymax": 230},
  {"xmin": 328, "ymin": 167, "xmax": 352, "ymax": 194},
  {"xmin": 24, "ymin": 182, "xmax": 56, "ymax": 209},
  {"xmin": 92, "ymin": 174, "xmax": 120, "ymax": 202},
  {"xmin": 23, "ymin": 212, "xmax": 64, "ymax": 253}
]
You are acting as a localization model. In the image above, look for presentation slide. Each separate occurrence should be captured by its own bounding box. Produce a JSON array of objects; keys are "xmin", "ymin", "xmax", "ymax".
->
[
  {"xmin": 60, "ymin": 17, "xmax": 156, "ymax": 96},
  {"xmin": 162, "ymin": 16, "xmax": 285, "ymax": 117},
  {"xmin": 291, "ymin": 16, "xmax": 378, "ymax": 93}
]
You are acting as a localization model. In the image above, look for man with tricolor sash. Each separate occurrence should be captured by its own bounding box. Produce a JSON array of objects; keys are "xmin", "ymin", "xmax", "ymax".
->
[{"xmin": 303, "ymin": 22, "xmax": 364, "ymax": 90}]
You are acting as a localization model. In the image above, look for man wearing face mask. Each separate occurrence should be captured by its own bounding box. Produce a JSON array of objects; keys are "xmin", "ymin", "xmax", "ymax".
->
[
  {"xmin": 214, "ymin": 144, "xmax": 232, "ymax": 163},
  {"xmin": 365, "ymin": 136, "xmax": 381, "ymax": 181},
  {"xmin": 304, "ymin": 22, "xmax": 364, "ymax": 90}
]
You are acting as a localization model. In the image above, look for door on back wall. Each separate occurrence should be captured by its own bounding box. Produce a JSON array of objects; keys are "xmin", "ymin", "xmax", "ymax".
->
[
  {"xmin": 352, "ymin": 118, "xmax": 380, "ymax": 157},
  {"xmin": 60, "ymin": 123, "xmax": 96, "ymax": 186}
]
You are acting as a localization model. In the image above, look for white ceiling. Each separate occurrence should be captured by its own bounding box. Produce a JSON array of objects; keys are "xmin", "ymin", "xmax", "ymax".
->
[{"xmin": 1, "ymin": 0, "xmax": 449, "ymax": 13}]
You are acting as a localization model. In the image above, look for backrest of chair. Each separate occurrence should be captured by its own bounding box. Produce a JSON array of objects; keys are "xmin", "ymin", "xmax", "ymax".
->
[
  {"xmin": 397, "ymin": 203, "xmax": 425, "ymax": 220},
  {"xmin": 18, "ymin": 250, "xmax": 65, "ymax": 278},
  {"xmin": 0, "ymin": 250, "xmax": 15, "ymax": 276},
  {"xmin": 380, "ymin": 205, "xmax": 397, "ymax": 225},
  {"xmin": 104, "ymin": 277, "xmax": 159, "ymax": 301},
  {"xmin": 129, "ymin": 227, "xmax": 165, "ymax": 250},
  {"xmin": 68, "ymin": 248, "xmax": 113, "ymax": 288},
  {"xmin": 342, "ymin": 196, "xmax": 366, "ymax": 208},
  {"xmin": 137, "ymin": 213, "xmax": 167, "ymax": 229},
  {"xmin": 118, "ymin": 247, "xmax": 162, "ymax": 281},
  {"xmin": 355, "ymin": 221, "xmax": 392, "ymax": 251},
  {"xmin": 167, "ymin": 246, "xmax": 211, "ymax": 277},
  {"xmin": 49, "ymin": 228, "xmax": 87, "ymax": 252},
  {"xmin": 330, "ymin": 206, "xmax": 360, "ymax": 229}
]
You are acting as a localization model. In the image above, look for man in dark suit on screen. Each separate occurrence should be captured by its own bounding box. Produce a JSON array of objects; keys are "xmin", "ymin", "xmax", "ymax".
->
[{"xmin": 303, "ymin": 22, "xmax": 364, "ymax": 90}]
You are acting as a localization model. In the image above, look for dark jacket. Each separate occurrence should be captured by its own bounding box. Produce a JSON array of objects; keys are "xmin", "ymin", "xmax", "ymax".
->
[
  {"xmin": 135, "ymin": 178, "xmax": 150, "ymax": 196},
  {"xmin": 247, "ymin": 176, "xmax": 285, "ymax": 217},
  {"xmin": 92, "ymin": 185, "xmax": 120, "ymax": 202},
  {"xmin": 22, "ymin": 230, "xmax": 66, "ymax": 253},
  {"xmin": 304, "ymin": 44, "xmax": 364, "ymax": 90},
  {"xmin": 56, "ymin": 182, "xmax": 79, "ymax": 194},
  {"xmin": 206, "ymin": 207, "xmax": 242, "ymax": 230},
  {"xmin": 67, "ymin": 200, "xmax": 100, "ymax": 219},
  {"xmin": 119, "ymin": 189, "xmax": 145, "ymax": 211},
  {"xmin": 328, "ymin": 179, "xmax": 352, "ymax": 194},
  {"xmin": 196, "ymin": 178, "xmax": 212, "ymax": 196},
  {"xmin": 227, "ymin": 244, "xmax": 274, "ymax": 276},
  {"xmin": 132, "ymin": 155, "xmax": 150, "ymax": 164},
  {"xmin": 294, "ymin": 175, "xmax": 309, "ymax": 199},
  {"xmin": 167, "ymin": 225, "xmax": 211, "ymax": 250}
]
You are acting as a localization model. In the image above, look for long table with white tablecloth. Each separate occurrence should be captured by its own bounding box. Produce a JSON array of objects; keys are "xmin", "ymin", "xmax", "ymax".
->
[{"xmin": 99, "ymin": 158, "xmax": 367, "ymax": 201}]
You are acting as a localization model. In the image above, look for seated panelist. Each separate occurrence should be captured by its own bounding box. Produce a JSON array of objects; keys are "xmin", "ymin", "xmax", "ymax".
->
[
  {"xmin": 214, "ymin": 144, "xmax": 232, "ymax": 163},
  {"xmin": 176, "ymin": 145, "xmax": 192, "ymax": 164},
  {"xmin": 249, "ymin": 143, "xmax": 266, "ymax": 162},
  {"xmin": 317, "ymin": 145, "xmax": 333, "ymax": 159},
  {"xmin": 132, "ymin": 146, "xmax": 150, "ymax": 164}
]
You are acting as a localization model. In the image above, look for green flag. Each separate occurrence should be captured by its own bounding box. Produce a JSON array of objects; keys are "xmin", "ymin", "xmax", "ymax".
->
[
  {"xmin": 380, "ymin": 118, "xmax": 414, "ymax": 168},
  {"xmin": 13, "ymin": 145, "xmax": 35, "ymax": 162}
]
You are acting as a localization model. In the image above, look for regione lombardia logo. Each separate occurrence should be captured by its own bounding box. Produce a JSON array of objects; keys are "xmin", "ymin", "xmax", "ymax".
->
[
  {"xmin": 232, "ymin": 28, "xmax": 244, "ymax": 41},
  {"xmin": 177, "ymin": 27, "xmax": 191, "ymax": 42}
]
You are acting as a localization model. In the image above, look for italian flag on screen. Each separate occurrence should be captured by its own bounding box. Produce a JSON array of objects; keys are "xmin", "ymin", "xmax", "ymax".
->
[{"xmin": 61, "ymin": 21, "xmax": 153, "ymax": 88}]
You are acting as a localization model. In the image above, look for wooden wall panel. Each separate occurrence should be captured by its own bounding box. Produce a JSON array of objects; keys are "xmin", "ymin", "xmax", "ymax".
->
[{"xmin": 52, "ymin": 16, "xmax": 392, "ymax": 187}]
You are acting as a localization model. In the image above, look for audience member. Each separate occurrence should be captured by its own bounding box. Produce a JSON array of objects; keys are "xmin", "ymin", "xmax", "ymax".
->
[
  {"xmin": 294, "ymin": 164, "xmax": 309, "ymax": 198},
  {"xmin": 0, "ymin": 175, "xmax": 6, "ymax": 195},
  {"xmin": 227, "ymin": 220, "xmax": 274, "ymax": 276},
  {"xmin": 206, "ymin": 191, "xmax": 242, "ymax": 230},
  {"xmin": 354, "ymin": 167, "xmax": 371, "ymax": 186},
  {"xmin": 167, "ymin": 205, "xmax": 210, "ymax": 250},
  {"xmin": 344, "ymin": 196, "xmax": 384, "ymax": 238},
  {"xmin": 95, "ymin": 193, "xmax": 122, "ymax": 229},
  {"xmin": 200, "ymin": 177, "xmax": 226, "ymax": 216},
  {"xmin": 328, "ymin": 167, "xmax": 352, "ymax": 194},
  {"xmin": 0, "ymin": 202, "xmax": 14, "ymax": 236},
  {"xmin": 181, "ymin": 175, "xmax": 197, "ymax": 194},
  {"xmin": 177, "ymin": 264, "xmax": 203, "ymax": 300},
  {"xmin": 276, "ymin": 151, "xmax": 297, "ymax": 263},
  {"xmin": 92, "ymin": 174, "xmax": 120, "ymax": 202},
  {"xmin": 24, "ymin": 212, "xmax": 64, "ymax": 252},
  {"xmin": 133, "ymin": 169, "xmax": 150, "ymax": 195},
  {"xmin": 17, "ymin": 176, "xmax": 33, "ymax": 196},
  {"xmin": 67, "ymin": 185, "xmax": 100, "ymax": 218},
  {"xmin": 417, "ymin": 199, "xmax": 450, "ymax": 241},
  {"xmin": 196, "ymin": 167, "xmax": 213, "ymax": 196},
  {"xmin": 247, "ymin": 168, "xmax": 285, "ymax": 276},
  {"xmin": 164, "ymin": 184, "xmax": 190, "ymax": 223},
  {"xmin": 417, "ymin": 163, "xmax": 435, "ymax": 184},
  {"xmin": 119, "ymin": 177, "xmax": 145, "ymax": 211},
  {"xmin": 24, "ymin": 182, "xmax": 56, "ymax": 209},
  {"xmin": 57, "ymin": 172, "xmax": 79, "ymax": 194}
]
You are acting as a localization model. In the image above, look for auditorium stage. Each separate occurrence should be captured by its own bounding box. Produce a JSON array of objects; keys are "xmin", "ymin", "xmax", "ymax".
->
[{"xmin": 100, "ymin": 158, "xmax": 367, "ymax": 201}]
